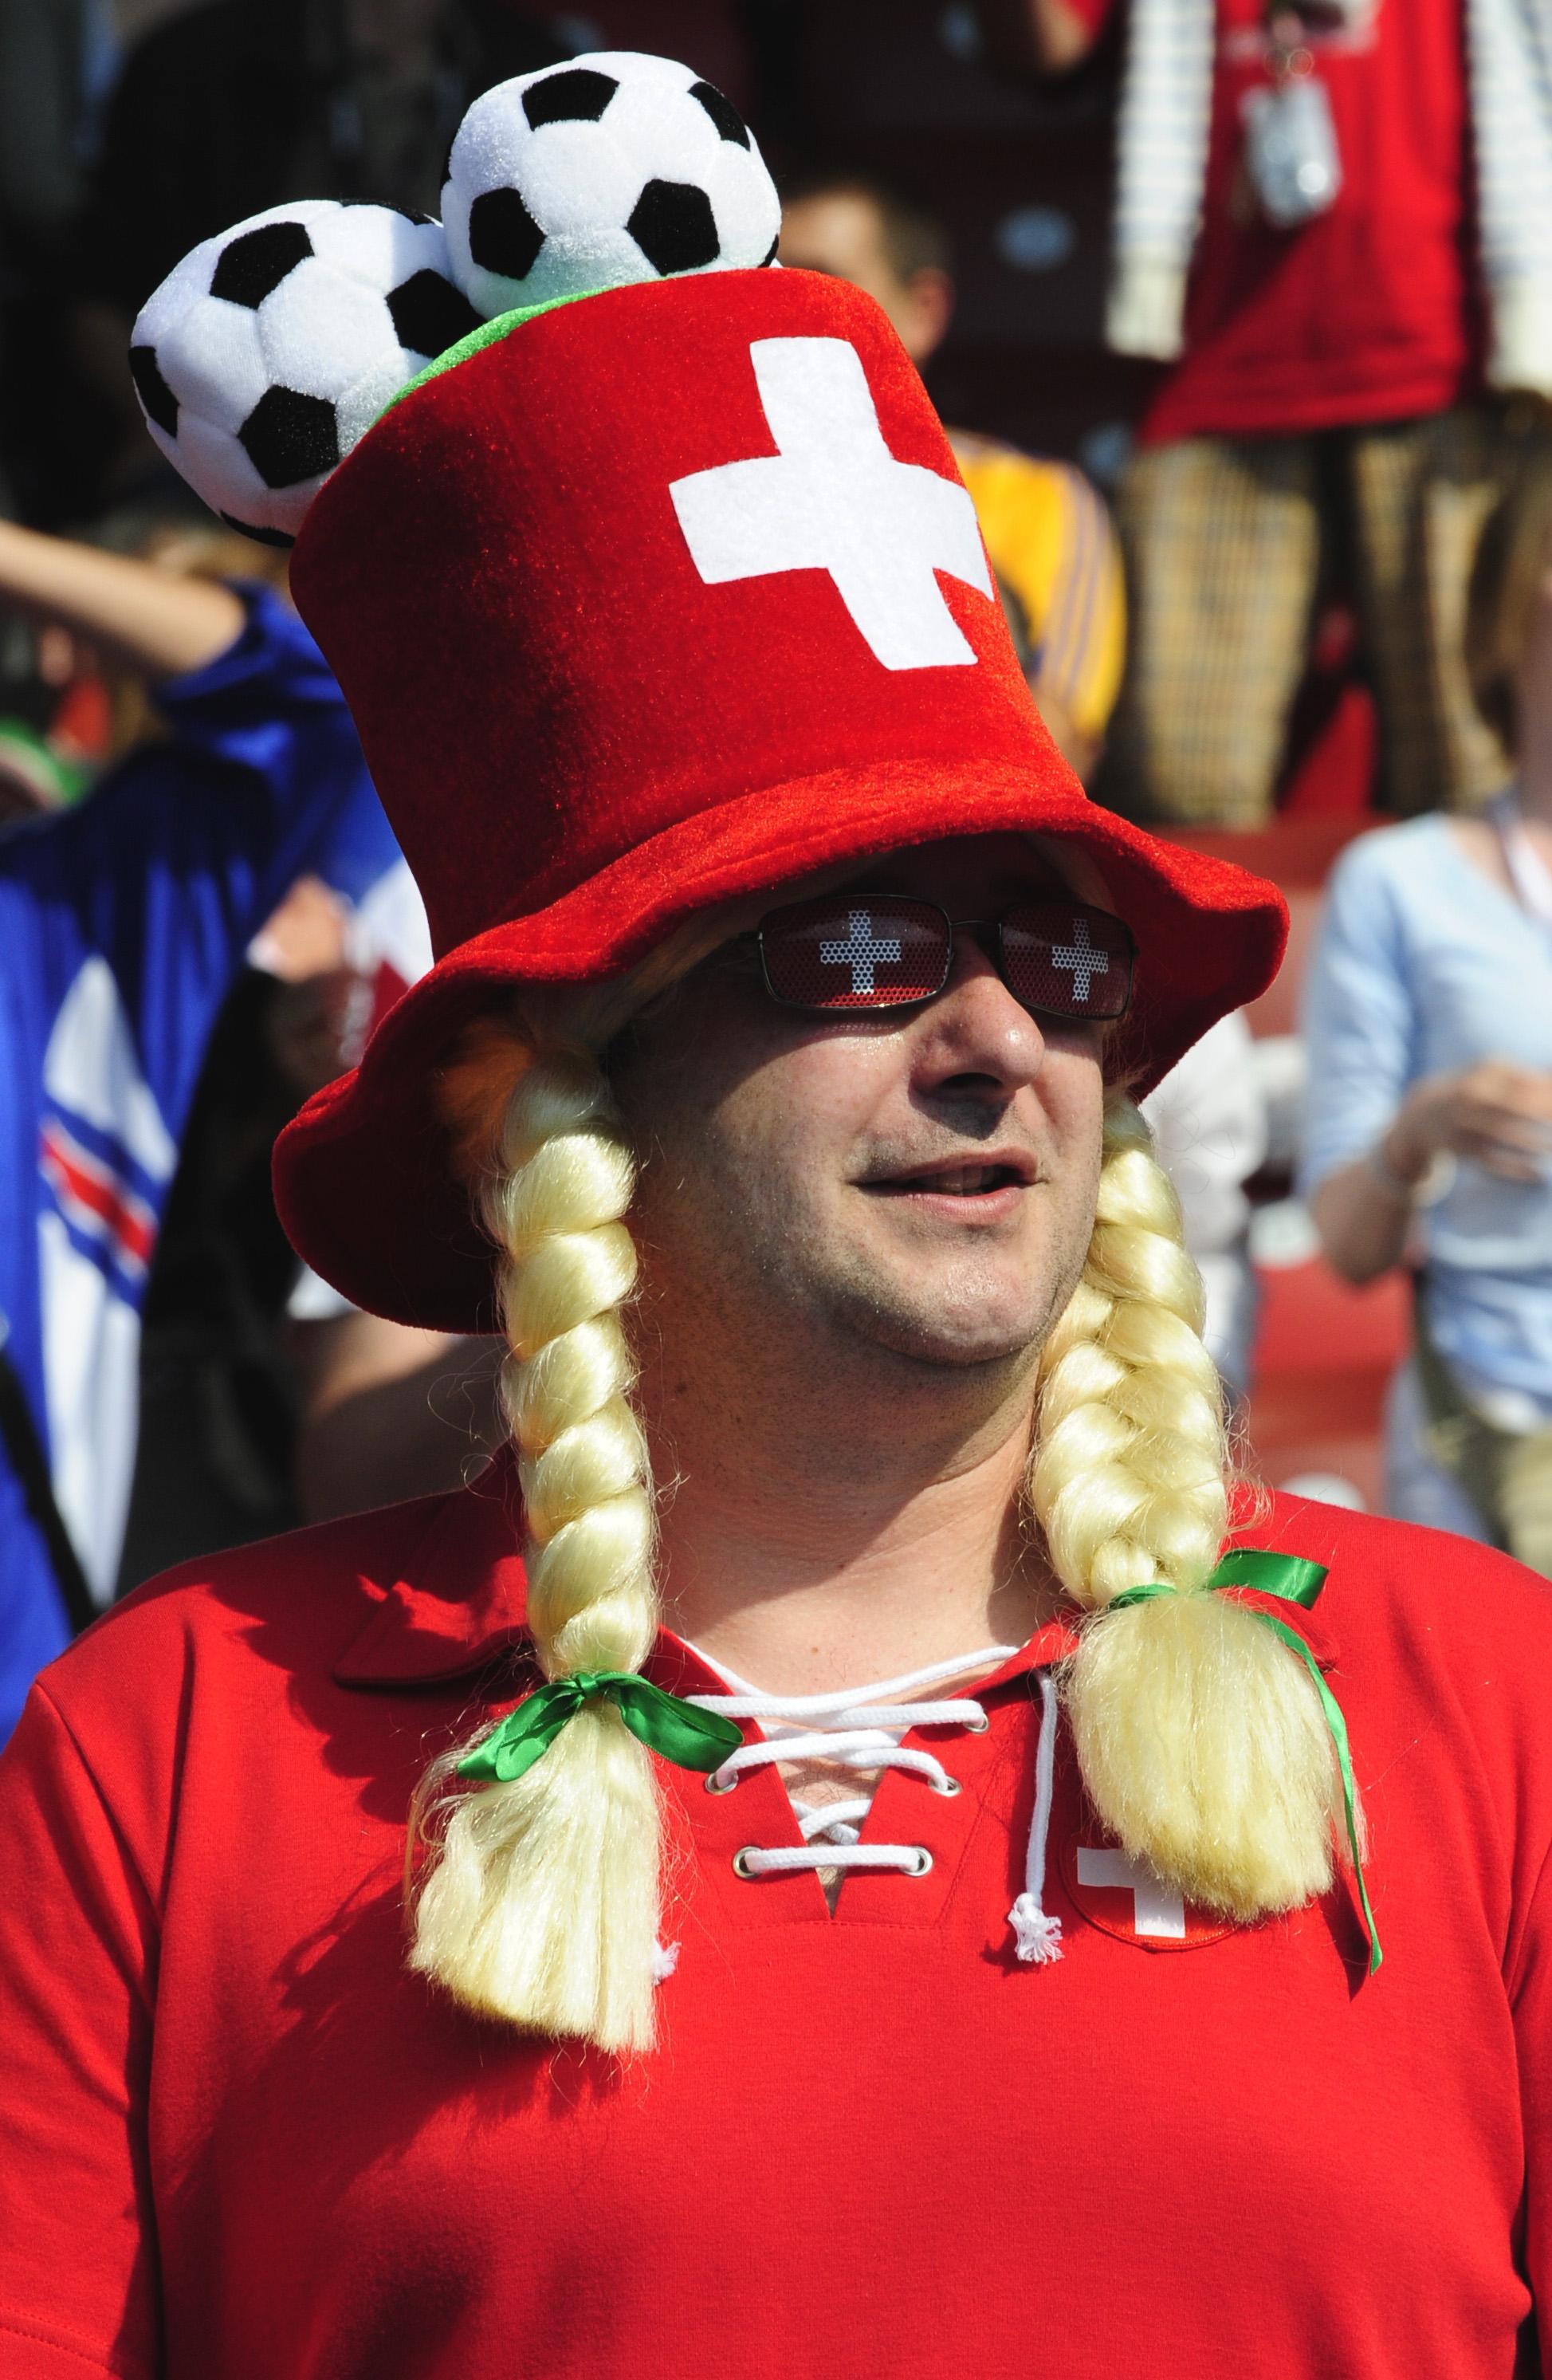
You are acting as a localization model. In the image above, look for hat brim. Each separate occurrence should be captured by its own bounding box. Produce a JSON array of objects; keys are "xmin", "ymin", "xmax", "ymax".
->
[{"xmin": 274, "ymin": 755, "xmax": 1286, "ymax": 1331}]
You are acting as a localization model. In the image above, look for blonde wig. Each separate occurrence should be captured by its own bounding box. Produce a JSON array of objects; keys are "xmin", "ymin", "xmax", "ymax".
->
[
  {"xmin": 409, "ymin": 934, "xmax": 1351, "ymax": 2051},
  {"xmin": 409, "ymin": 920, "xmax": 752, "ymax": 2052},
  {"xmin": 1031, "ymin": 1098, "xmax": 1346, "ymax": 1918},
  {"xmin": 409, "ymin": 1032, "xmax": 661, "ymax": 2048}
]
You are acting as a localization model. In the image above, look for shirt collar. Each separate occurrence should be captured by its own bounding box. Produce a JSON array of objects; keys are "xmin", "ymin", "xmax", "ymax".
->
[
  {"xmin": 331, "ymin": 1454, "xmax": 1086, "ymax": 1694},
  {"xmin": 332, "ymin": 1463, "xmax": 1331, "ymax": 1690}
]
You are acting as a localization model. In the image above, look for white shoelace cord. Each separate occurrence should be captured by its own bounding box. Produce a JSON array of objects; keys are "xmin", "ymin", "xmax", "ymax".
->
[
  {"xmin": 678, "ymin": 1649, "xmax": 1064, "ymax": 1966},
  {"xmin": 1008, "ymin": 1671, "xmax": 1063, "ymax": 1965}
]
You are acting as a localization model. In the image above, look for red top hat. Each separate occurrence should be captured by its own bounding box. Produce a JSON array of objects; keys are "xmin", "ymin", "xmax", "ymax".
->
[{"xmin": 275, "ymin": 266, "xmax": 1284, "ymax": 1331}]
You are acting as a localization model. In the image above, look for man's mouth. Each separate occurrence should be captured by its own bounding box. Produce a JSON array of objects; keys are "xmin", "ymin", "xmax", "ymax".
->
[{"xmin": 863, "ymin": 1158, "xmax": 1034, "ymax": 1198}]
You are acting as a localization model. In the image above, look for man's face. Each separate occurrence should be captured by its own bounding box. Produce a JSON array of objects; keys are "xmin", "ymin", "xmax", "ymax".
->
[
  {"xmin": 610, "ymin": 836, "xmax": 1107, "ymax": 1387},
  {"xmin": 778, "ymin": 191, "xmax": 949, "ymax": 364}
]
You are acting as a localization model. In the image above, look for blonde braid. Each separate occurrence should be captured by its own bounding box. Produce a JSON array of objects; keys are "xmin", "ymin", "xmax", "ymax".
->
[
  {"xmin": 410, "ymin": 1032, "xmax": 662, "ymax": 2052},
  {"xmin": 1030, "ymin": 1095, "xmax": 1350, "ymax": 1919}
]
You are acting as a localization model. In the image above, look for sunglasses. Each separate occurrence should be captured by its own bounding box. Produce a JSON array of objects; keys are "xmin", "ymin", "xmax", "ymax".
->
[{"xmin": 733, "ymin": 893, "xmax": 1137, "ymax": 1022}]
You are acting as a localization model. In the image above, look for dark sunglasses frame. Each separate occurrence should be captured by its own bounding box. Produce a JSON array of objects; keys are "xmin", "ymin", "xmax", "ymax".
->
[{"xmin": 729, "ymin": 893, "xmax": 1137, "ymax": 1023}]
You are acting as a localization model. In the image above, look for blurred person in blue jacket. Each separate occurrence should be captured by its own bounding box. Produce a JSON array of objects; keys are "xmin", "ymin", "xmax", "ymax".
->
[
  {"xmin": 1301, "ymin": 454, "xmax": 1552, "ymax": 1572},
  {"xmin": 0, "ymin": 517, "xmax": 398, "ymax": 1738}
]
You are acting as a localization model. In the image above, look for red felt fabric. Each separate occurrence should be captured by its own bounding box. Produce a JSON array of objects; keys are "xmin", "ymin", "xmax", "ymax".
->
[
  {"xmin": 0, "ymin": 1478, "xmax": 1550, "ymax": 2376},
  {"xmin": 277, "ymin": 269, "xmax": 1285, "ymax": 1328},
  {"xmin": 291, "ymin": 271, "xmax": 1060, "ymax": 963}
]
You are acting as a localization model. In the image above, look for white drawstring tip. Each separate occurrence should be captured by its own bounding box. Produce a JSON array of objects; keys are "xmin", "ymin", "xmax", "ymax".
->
[
  {"xmin": 1008, "ymin": 1892, "xmax": 1063, "ymax": 1965},
  {"xmin": 651, "ymin": 1939, "xmax": 679, "ymax": 1985},
  {"xmin": 1008, "ymin": 1672, "xmax": 1063, "ymax": 1965}
]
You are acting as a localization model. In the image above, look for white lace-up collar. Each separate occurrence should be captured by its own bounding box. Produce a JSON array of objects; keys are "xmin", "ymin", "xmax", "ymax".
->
[{"xmin": 682, "ymin": 1645, "xmax": 1064, "ymax": 1965}]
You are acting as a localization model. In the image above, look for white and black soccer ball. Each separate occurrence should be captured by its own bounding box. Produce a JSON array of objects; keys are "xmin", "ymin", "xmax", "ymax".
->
[
  {"xmin": 442, "ymin": 51, "xmax": 780, "ymax": 320},
  {"xmin": 129, "ymin": 202, "xmax": 482, "ymax": 545}
]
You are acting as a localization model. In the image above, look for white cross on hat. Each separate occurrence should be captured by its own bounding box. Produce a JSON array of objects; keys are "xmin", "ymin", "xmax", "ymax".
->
[{"xmin": 669, "ymin": 336, "xmax": 994, "ymax": 670}]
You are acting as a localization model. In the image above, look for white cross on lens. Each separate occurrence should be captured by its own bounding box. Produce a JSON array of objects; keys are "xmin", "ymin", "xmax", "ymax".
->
[
  {"xmin": 1075, "ymin": 1846, "xmax": 1186, "ymax": 1938},
  {"xmin": 1051, "ymin": 915, "xmax": 1110, "ymax": 1004},
  {"xmin": 669, "ymin": 336, "xmax": 993, "ymax": 670},
  {"xmin": 821, "ymin": 908, "xmax": 902, "ymax": 994}
]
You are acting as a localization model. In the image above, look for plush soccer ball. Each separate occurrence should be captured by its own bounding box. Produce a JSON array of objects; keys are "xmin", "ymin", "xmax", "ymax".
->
[
  {"xmin": 129, "ymin": 202, "xmax": 481, "ymax": 545},
  {"xmin": 442, "ymin": 52, "xmax": 780, "ymax": 320}
]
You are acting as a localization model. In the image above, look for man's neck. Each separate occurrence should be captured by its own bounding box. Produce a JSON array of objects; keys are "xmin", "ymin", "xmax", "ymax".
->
[{"xmin": 646, "ymin": 1354, "xmax": 1059, "ymax": 1695}]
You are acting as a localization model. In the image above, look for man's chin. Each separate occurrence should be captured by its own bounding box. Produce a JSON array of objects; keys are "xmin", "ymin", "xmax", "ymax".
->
[
  {"xmin": 871, "ymin": 1320, "xmax": 1047, "ymax": 1373},
  {"xmin": 832, "ymin": 1277, "xmax": 1056, "ymax": 1374}
]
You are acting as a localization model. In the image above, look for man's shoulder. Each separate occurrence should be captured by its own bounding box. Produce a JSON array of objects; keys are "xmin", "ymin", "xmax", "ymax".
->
[
  {"xmin": 0, "ymin": 1468, "xmax": 525, "ymax": 1910},
  {"xmin": 31, "ymin": 1481, "xmax": 484, "ymax": 1744},
  {"xmin": 1249, "ymin": 1490, "xmax": 1552, "ymax": 1703},
  {"xmin": 1253, "ymin": 1485, "xmax": 1545, "ymax": 1599}
]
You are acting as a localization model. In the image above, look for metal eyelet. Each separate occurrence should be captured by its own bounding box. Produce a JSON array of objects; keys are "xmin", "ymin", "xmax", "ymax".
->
[
  {"xmin": 732, "ymin": 1848, "xmax": 760, "ymax": 1879},
  {"xmin": 932, "ymin": 1775, "xmax": 962, "ymax": 1798},
  {"xmin": 904, "ymin": 1847, "xmax": 933, "ymax": 1877},
  {"xmin": 704, "ymin": 1768, "xmax": 738, "ymax": 1795},
  {"xmin": 965, "ymin": 1713, "xmax": 991, "ymax": 1735}
]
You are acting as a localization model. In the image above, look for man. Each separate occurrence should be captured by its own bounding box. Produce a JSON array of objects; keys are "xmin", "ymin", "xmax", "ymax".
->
[
  {"xmin": 1021, "ymin": 0, "xmax": 1552, "ymax": 824},
  {"xmin": 780, "ymin": 169, "xmax": 1126, "ymax": 780},
  {"xmin": 0, "ymin": 58, "xmax": 1548, "ymax": 2374},
  {"xmin": 0, "ymin": 517, "xmax": 396, "ymax": 1736}
]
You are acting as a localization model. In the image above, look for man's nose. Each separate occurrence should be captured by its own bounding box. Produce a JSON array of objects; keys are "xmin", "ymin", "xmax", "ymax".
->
[{"xmin": 910, "ymin": 933, "xmax": 1050, "ymax": 1095}]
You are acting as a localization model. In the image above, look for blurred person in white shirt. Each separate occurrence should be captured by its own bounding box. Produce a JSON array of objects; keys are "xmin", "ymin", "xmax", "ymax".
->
[{"xmin": 1142, "ymin": 1009, "xmax": 1267, "ymax": 1406}]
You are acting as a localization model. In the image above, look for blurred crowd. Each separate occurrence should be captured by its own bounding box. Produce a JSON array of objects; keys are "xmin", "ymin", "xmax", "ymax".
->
[{"xmin": 1, "ymin": 0, "xmax": 1550, "ymax": 1737}]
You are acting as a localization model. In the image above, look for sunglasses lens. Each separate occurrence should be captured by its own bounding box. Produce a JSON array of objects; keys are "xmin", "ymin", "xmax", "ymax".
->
[
  {"xmin": 760, "ymin": 898, "xmax": 949, "ymax": 1009},
  {"xmin": 1000, "ymin": 903, "xmax": 1135, "ymax": 1021}
]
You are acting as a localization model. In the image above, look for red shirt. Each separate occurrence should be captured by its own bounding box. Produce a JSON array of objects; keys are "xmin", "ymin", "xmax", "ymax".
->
[
  {"xmin": 0, "ymin": 1468, "xmax": 1549, "ymax": 2378},
  {"xmin": 1080, "ymin": 0, "xmax": 1477, "ymax": 440}
]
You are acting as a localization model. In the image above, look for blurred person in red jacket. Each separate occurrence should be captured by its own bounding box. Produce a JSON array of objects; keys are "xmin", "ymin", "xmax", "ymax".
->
[{"xmin": 1020, "ymin": 0, "xmax": 1552, "ymax": 825}]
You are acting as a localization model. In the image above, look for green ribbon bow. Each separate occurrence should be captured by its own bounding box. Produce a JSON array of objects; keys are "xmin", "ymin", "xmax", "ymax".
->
[
  {"xmin": 458, "ymin": 1670, "xmax": 745, "ymax": 1787},
  {"xmin": 1110, "ymin": 1548, "xmax": 1381, "ymax": 1976}
]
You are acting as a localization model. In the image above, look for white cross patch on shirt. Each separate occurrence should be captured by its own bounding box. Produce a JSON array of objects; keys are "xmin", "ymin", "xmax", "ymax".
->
[
  {"xmin": 669, "ymin": 336, "xmax": 994, "ymax": 670},
  {"xmin": 1075, "ymin": 1847, "xmax": 1187, "ymax": 1939},
  {"xmin": 1060, "ymin": 1835, "xmax": 1236, "ymax": 1952},
  {"xmin": 820, "ymin": 909, "xmax": 902, "ymax": 994}
]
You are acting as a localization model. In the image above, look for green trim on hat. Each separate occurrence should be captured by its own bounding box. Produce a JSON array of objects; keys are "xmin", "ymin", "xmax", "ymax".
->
[{"xmin": 375, "ymin": 285, "xmax": 607, "ymax": 427}]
